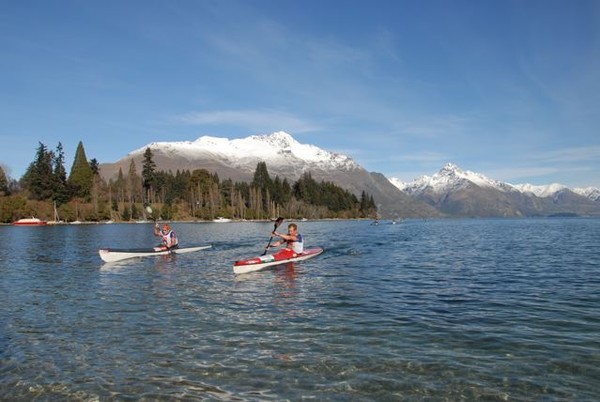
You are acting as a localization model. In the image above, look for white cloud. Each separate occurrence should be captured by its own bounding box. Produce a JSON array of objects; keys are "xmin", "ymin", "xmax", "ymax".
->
[
  {"xmin": 533, "ymin": 146, "xmax": 600, "ymax": 164},
  {"xmin": 175, "ymin": 109, "xmax": 320, "ymax": 134},
  {"xmin": 488, "ymin": 166, "xmax": 560, "ymax": 183},
  {"xmin": 397, "ymin": 115, "xmax": 472, "ymax": 139},
  {"xmin": 396, "ymin": 151, "xmax": 449, "ymax": 164}
]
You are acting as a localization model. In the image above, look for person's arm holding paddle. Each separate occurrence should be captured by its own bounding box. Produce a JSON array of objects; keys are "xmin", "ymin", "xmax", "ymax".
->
[
  {"xmin": 268, "ymin": 223, "xmax": 304, "ymax": 259},
  {"xmin": 154, "ymin": 223, "xmax": 178, "ymax": 250},
  {"xmin": 270, "ymin": 230, "xmax": 297, "ymax": 249},
  {"xmin": 262, "ymin": 217, "xmax": 284, "ymax": 255}
]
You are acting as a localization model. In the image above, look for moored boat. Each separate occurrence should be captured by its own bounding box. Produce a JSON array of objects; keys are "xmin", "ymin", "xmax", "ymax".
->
[
  {"xmin": 99, "ymin": 244, "xmax": 212, "ymax": 263},
  {"xmin": 12, "ymin": 217, "xmax": 48, "ymax": 226},
  {"xmin": 47, "ymin": 201, "xmax": 64, "ymax": 224},
  {"xmin": 233, "ymin": 247, "xmax": 324, "ymax": 275}
]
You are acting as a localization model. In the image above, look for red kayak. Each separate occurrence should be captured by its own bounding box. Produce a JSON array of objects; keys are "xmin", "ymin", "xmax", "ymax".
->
[{"xmin": 233, "ymin": 247, "xmax": 324, "ymax": 275}]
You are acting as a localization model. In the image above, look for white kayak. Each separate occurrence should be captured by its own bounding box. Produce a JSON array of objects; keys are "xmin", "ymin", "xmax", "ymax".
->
[
  {"xmin": 233, "ymin": 247, "xmax": 324, "ymax": 275},
  {"xmin": 99, "ymin": 244, "xmax": 212, "ymax": 263}
]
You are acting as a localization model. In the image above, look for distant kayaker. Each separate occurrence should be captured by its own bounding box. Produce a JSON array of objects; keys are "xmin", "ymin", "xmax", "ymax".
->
[
  {"xmin": 268, "ymin": 223, "xmax": 303, "ymax": 259},
  {"xmin": 154, "ymin": 223, "xmax": 178, "ymax": 250}
]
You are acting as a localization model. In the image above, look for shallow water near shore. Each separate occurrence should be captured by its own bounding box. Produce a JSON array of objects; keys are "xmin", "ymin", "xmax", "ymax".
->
[{"xmin": 1, "ymin": 218, "xmax": 599, "ymax": 400}]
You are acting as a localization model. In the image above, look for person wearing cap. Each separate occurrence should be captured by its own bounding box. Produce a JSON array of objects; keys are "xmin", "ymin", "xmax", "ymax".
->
[{"xmin": 154, "ymin": 223, "xmax": 178, "ymax": 250}]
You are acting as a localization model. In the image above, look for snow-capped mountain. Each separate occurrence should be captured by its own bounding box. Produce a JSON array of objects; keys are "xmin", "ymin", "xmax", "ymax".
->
[
  {"xmin": 99, "ymin": 131, "xmax": 437, "ymax": 218},
  {"xmin": 388, "ymin": 163, "xmax": 600, "ymax": 217},
  {"xmin": 127, "ymin": 131, "xmax": 358, "ymax": 174},
  {"xmin": 101, "ymin": 131, "xmax": 363, "ymax": 188},
  {"xmin": 511, "ymin": 183, "xmax": 568, "ymax": 198},
  {"xmin": 98, "ymin": 134, "xmax": 600, "ymax": 218},
  {"xmin": 392, "ymin": 163, "xmax": 517, "ymax": 195},
  {"xmin": 573, "ymin": 187, "xmax": 600, "ymax": 202},
  {"xmin": 389, "ymin": 163, "xmax": 600, "ymax": 202}
]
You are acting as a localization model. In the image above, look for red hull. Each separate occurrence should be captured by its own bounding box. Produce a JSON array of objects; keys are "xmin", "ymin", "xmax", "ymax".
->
[
  {"xmin": 233, "ymin": 247, "xmax": 324, "ymax": 274},
  {"xmin": 12, "ymin": 218, "xmax": 48, "ymax": 226}
]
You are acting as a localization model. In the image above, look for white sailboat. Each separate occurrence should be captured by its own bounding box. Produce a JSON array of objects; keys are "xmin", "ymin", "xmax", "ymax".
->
[
  {"xmin": 47, "ymin": 201, "xmax": 64, "ymax": 225},
  {"xmin": 71, "ymin": 202, "xmax": 83, "ymax": 224}
]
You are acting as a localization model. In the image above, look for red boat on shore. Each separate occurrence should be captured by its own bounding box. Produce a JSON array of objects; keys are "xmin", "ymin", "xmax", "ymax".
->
[{"xmin": 12, "ymin": 217, "xmax": 48, "ymax": 226}]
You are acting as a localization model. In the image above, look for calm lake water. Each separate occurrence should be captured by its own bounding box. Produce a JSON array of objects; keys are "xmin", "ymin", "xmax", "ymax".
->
[{"xmin": 1, "ymin": 218, "xmax": 599, "ymax": 401}]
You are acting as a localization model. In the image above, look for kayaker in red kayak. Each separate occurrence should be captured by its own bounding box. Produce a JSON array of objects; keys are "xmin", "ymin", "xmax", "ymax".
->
[
  {"xmin": 267, "ymin": 223, "xmax": 303, "ymax": 260},
  {"xmin": 154, "ymin": 223, "xmax": 178, "ymax": 250}
]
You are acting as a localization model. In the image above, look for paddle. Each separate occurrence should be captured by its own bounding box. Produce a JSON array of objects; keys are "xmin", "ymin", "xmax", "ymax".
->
[
  {"xmin": 147, "ymin": 205, "xmax": 165, "ymax": 248},
  {"xmin": 262, "ymin": 217, "xmax": 284, "ymax": 255}
]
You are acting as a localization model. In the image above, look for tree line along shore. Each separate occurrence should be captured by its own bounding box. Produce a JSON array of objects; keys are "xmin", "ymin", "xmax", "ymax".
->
[{"xmin": 0, "ymin": 141, "xmax": 378, "ymax": 224}]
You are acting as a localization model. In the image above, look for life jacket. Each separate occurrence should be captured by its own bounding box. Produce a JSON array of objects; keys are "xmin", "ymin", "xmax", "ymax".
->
[
  {"xmin": 161, "ymin": 229, "xmax": 177, "ymax": 248},
  {"xmin": 288, "ymin": 233, "xmax": 303, "ymax": 254}
]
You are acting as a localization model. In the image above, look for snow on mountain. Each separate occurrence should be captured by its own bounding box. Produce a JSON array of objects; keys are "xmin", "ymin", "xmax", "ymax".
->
[
  {"xmin": 573, "ymin": 187, "xmax": 600, "ymax": 202},
  {"xmin": 389, "ymin": 163, "xmax": 514, "ymax": 195},
  {"xmin": 387, "ymin": 177, "xmax": 407, "ymax": 191},
  {"xmin": 388, "ymin": 163, "xmax": 600, "ymax": 202},
  {"xmin": 128, "ymin": 131, "xmax": 358, "ymax": 172},
  {"xmin": 512, "ymin": 183, "xmax": 568, "ymax": 198}
]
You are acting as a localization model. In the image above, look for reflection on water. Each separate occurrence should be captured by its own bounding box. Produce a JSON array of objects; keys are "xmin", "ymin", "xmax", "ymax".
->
[{"xmin": 1, "ymin": 219, "xmax": 599, "ymax": 400}]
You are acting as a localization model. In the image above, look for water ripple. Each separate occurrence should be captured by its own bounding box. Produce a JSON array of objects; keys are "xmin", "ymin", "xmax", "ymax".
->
[{"xmin": 1, "ymin": 219, "xmax": 599, "ymax": 400}]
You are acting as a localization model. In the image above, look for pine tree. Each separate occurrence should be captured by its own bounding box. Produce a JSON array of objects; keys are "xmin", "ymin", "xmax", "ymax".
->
[
  {"xmin": 252, "ymin": 162, "xmax": 273, "ymax": 213},
  {"xmin": 142, "ymin": 147, "xmax": 156, "ymax": 203},
  {"xmin": 115, "ymin": 168, "xmax": 125, "ymax": 204},
  {"xmin": 52, "ymin": 142, "xmax": 69, "ymax": 205},
  {"xmin": 21, "ymin": 142, "xmax": 54, "ymax": 200},
  {"xmin": 360, "ymin": 191, "xmax": 369, "ymax": 215},
  {"xmin": 68, "ymin": 141, "xmax": 94, "ymax": 199},
  {"xmin": 89, "ymin": 158, "xmax": 101, "ymax": 216},
  {"xmin": 0, "ymin": 165, "xmax": 8, "ymax": 196},
  {"xmin": 281, "ymin": 178, "xmax": 292, "ymax": 205},
  {"xmin": 126, "ymin": 159, "xmax": 141, "ymax": 213},
  {"xmin": 251, "ymin": 162, "xmax": 272, "ymax": 190},
  {"xmin": 89, "ymin": 158, "xmax": 99, "ymax": 175}
]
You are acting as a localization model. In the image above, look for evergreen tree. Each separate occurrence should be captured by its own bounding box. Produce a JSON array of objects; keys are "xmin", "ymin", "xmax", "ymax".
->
[
  {"xmin": 359, "ymin": 192, "xmax": 377, "ymax": 217},
  {"xmin": 114, "ymin": 168, "xmax": 125, "ymax": 204},
  {"xmin": 166, "ymin": 169, "xmax": 188, "ymax": 202},
  {"xmin": 21, "ymin": 142, "xmax": 54, "ymax": 200},
  {"xmin": 89, "ymin": 158, "xmax": 102, "ymax": 215},
  {"xmin": 293, "ymin": 172, "xmax": 317, "ymax": 204},
  {"xmin": 68, "ymin": 141, "xmax": 94, "ymax": 199},
  {"xmin": 360, "ymin": 191, "xmax": 369, "ymax": 214},
  {"xmin": 251, "ymin": 162, "xmax": 273, "ymax": 190},
  {"xmin": 220, "ymin": 178, "xmax": 234, "ymax": 208},
  {"xmin": 0, "ymin": 165, "xmax": 8, "ymax": 196},
  {"xmin": 281, "ymin": 178, "xmax": 292, "ymax": 205},
  {"xmin": 89, "ymin": 158, "xmax": 100, "ymax": 175},
  {"xmin": 52, "ymin": 142, "xmax": 69, "ymax": 205},
  {"xmin": 142, "ymin": 147, "xmax": 156, "ymax": 203},
  {"xmin": 251, "ymin": 162, "xmax": 273, "ymax": 212},
  {"xmin": 127, "ymin": 159, "xmax": 140, "ymax": 207}
]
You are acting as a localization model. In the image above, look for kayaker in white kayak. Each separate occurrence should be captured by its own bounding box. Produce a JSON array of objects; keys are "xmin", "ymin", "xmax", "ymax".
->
[
  {"xmin": 267, "ymin": 223, "xmax": 303, "ymax": 260},
  {"xmin": 154, "ymin": 223, "xmax": 178, "ymax": 250}
]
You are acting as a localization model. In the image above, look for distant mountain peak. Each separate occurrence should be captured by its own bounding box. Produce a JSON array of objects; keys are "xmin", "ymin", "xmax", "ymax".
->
[
  {"xmin": 249, "ymin": 131, "xmax": 295, "ymax": 147},
  {"xmin": 402, "ymin": 163, "xmax": 505, "ymax": 194},
  {"xmin": 389, "ymin": 163, "xmax": 515, "ymax": 196},
  {"xmin": 440, "ymin": 162, "xmax": 461, "ymax": 174}
]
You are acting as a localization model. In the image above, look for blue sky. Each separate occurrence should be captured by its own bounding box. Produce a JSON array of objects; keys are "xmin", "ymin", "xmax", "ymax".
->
[{"xmin": 2, "ymin": 0, "xmax": 599, "ymax": 188}]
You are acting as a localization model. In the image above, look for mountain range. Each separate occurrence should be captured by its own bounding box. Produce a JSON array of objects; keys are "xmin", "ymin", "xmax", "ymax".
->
[
  {"xmin": 99, "ymin": 132, "xmax": 600, "ymax": 218},
  {"xmin": 389, "ymin": 163, "xmax": 600, "ymax": 217}
]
